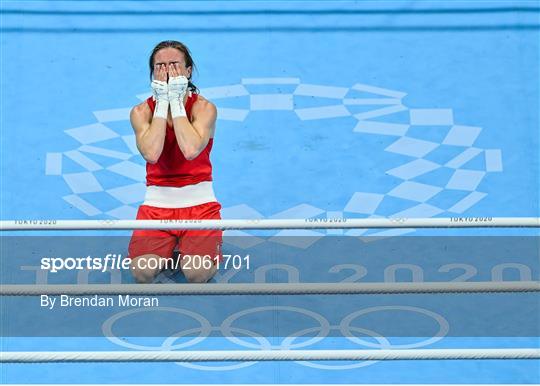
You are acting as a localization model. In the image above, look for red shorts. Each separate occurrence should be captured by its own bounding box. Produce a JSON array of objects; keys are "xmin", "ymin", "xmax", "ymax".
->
[{"xmin": 128, "ymin": 201, "xmax": 223, "ymax": 262}]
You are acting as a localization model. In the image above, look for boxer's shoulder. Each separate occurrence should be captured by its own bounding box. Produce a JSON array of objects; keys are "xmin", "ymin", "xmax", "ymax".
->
[
  {"xmin": 192, "ymin": 94, "xmax": 217, "ymax": 117},
  {"xmin": 130, "ymin": 100, "xmax": 152, "ymax": 125},
  {"xmin": 131, "ymin": 100, "xmax": 152, "ymax": 116}
]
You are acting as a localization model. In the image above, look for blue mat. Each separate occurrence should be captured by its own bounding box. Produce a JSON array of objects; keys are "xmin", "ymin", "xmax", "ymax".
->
[{"xmin": 1, "ymin": 1, "xmax": 539, "ymax": 383}]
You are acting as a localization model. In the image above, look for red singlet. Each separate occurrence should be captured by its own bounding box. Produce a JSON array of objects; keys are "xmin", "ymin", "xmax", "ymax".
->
[{"xmin": 145, "ymin": 93, "xmax": 214, "ymax": 187}]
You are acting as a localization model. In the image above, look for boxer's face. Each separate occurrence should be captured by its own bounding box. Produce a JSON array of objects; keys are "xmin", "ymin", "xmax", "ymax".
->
[{"xmin": 153, "ymin": 47, "xmax": 192, "ymax": 81}]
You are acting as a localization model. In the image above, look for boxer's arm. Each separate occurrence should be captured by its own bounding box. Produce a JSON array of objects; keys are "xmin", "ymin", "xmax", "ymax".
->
[
  {"xmin": 167, "ymin": 63, "xmax": 217, "ymax": 160},
  {"xmin": 130, "ymin": 64, "xmax": 169, "ymax": 164},
  {"xmin": 130, "ymin": 104, "xmax": 167, "ymax": 164},
  {"xmin": 171, "ymin": 97, "xmax": 217, "ymax": 160}
]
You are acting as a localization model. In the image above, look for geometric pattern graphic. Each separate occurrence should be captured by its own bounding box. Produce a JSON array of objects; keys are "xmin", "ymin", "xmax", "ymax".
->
[{"xmin": 46, "ymin": 78, "xmax": 503, "ymax": 242}]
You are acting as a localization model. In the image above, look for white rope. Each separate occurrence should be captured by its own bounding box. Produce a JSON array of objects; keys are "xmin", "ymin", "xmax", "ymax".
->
[
  {"xmin": 1, "ymin": 348, "xmax": 539, "ymax": 363},
  {"xmin": 2, "ymin": 281, "xmax": 539, "ymax": 296},
  {"xmin": 1, "ymin": 217, "xmax": 539, "ymax": 231}
]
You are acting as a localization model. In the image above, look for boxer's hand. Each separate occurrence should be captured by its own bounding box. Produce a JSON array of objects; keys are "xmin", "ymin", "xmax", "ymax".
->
[
  {"xmin": 168, "ymin": 63, "xmax": 189, "ymax": 118},
  {"xmin": 151, "ymin": 79, "xmax": 169, "ymax": 100},
  {"xmin": 168, "ymin": 75, "xmax": 189, "ymax": 101},
  {"xmin": 151, "ymin": 64, "xmax": 169, "ymax": 119}
]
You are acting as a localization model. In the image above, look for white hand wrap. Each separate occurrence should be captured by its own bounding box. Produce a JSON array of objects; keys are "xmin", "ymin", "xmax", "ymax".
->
[
  {"xmin": 151, "ymin": 79, "xmax": 169, "ymax": 120},
  {"xmin": 168, "ymin": 75, "xmax": 189, "ymax": 118}
]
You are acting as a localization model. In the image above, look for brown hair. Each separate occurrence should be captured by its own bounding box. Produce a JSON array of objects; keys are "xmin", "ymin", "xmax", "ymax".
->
[{"xmin": 149, "ymin": 40, "xmax": 198, "ymax": 94}]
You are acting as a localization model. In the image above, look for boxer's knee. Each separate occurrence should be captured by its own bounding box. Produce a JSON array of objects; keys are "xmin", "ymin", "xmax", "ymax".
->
[
  {"xmin": 183, "ymin": 261, "xmax": 217, "ymax": 283},
  {"xmin": 131, "ymin": 254, "xmax": 164, "ymax": 283}
]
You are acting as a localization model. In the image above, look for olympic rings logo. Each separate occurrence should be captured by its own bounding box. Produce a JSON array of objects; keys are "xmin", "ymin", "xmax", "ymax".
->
[{"xmin": 102, "ymin": 305, "xmax": 449, "ymax": 371}]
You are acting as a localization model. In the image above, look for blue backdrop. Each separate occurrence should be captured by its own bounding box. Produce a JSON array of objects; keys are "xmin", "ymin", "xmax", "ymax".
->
[{"xmin": 1, "ymin": 1, "xmax": 539, "ymax": 383}]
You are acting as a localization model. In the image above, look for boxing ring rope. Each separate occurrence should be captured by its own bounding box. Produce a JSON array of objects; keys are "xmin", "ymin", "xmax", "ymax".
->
[
  {"xmin": 1, "ymin": 348, "xmax": 539, "ymax": 363},
  {"xmin": 1, "ymin": 217, "xmax": 538, "ymax": 364},
  {"xmin": 1, "ymin": 216, "xmax": 539, "ymax": 230},
  {"xmin": 2, "ymin": 281, "xmax": 539, "ymax": 296}
]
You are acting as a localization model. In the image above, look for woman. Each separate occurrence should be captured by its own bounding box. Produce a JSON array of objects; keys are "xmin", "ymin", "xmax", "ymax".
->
[{"xmin": 128, "ymin": 40, "xmax": 221, "ymax": 283}]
